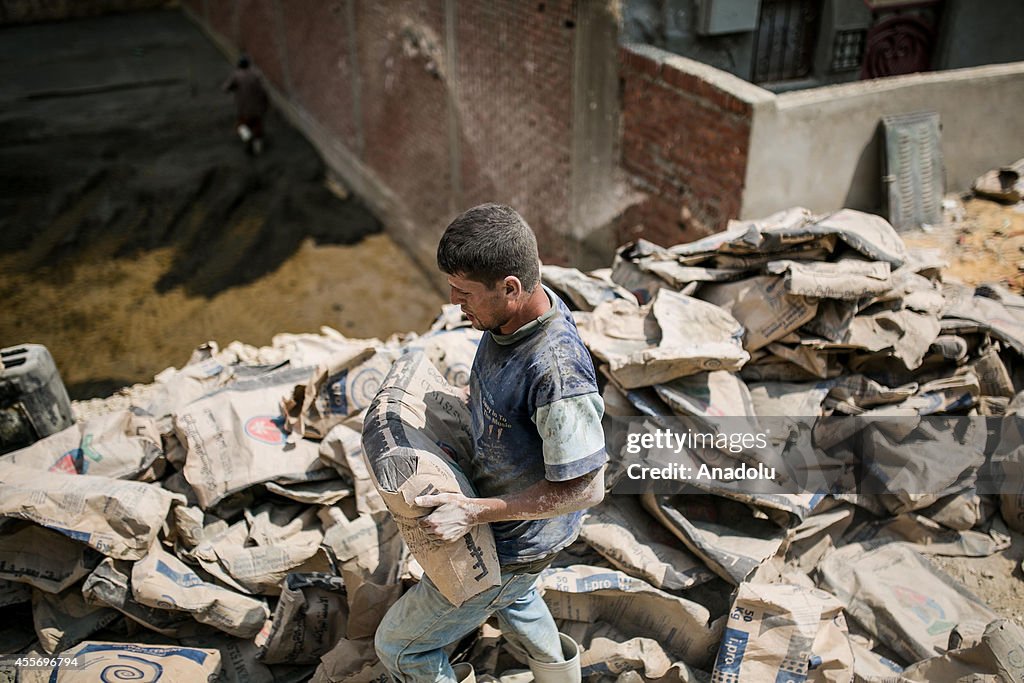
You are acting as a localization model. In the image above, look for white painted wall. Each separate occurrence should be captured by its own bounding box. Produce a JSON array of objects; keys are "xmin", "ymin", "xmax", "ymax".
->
[{"xmin": 741, "ymin": 61, "xmax": 1024, "ymax": 220}]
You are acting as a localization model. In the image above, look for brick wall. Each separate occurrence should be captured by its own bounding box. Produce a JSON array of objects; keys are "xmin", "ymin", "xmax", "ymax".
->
[
  {"xmin": 619, "ymin": 44, "xmax": 754, "ymax": 247},
  {"xmin": 185, "ymin": 0, "xmax": 590, "ymax": 274},
  {"xmin": 455, "ymin": 2, "xmax": 577, "ymax": 265}
]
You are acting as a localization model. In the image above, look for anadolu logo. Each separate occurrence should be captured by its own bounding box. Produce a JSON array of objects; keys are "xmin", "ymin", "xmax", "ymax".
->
[{"xmin": 245, "ymin": 415, "xmax": 288, "ymax": 445}]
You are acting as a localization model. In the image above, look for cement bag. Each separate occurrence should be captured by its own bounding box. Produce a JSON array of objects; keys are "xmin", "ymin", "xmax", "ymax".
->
[
  {"xmin": 361, "ymin": 351, "xmax": 499, "ymax": 606},
  {"xmin": 131, "ymin": 543, "xmax": 270, "ymax": 638},
  {"xmin": 181, "ymin": 632, "xmax": 308, "ymax": 683},
  {"xmin": 27, "ymin": 642, "xmax": 221, "ymax": 682},
  {"xmin": 899, "ymin": 619, "xmax": 1024, "ymax": 682},
  {"xmin": 257, "ymin": 573, "xmax": 348, "ymax": 665},
  {"xmin": 642, "ymin": 493, "xmax": 787, "ymax": 585},
  {"xmin": 539, "ymin": 565, "xmax": 720, "ymax": 668},
  {"xmin": 849, "ymin": 636, "xmax": 904, "ymax": 682},
  {"xmin": 213, "ymin": 505, "xmax": 331, "ymax": 595},
  {"xmin": 765, "ymin": 257, "xmax": 892, "ymax": 300},
  {"xmin": 0, "ymin": 524, "xmax": 99, "ymax": 593},
  {"xmin": 816, "ymin": 542, "xmax": 997, "ymax": 663},
  {"xmin": 579, "ymin": 496, "xmax": 715, "ymax": 590},
  {"xmin": 575, "ymin": 289, "xmax": 749, "ymax": 388},
  {"xmin": 405, "ymin": 327, "xmax": 482, "ymax": 388},
  {"xmin": 320, "ymin": 420, "xmax": 387, "ymax": 515},
  {"xmin": 175, "ymin": 366, "xmax": 332, "ymax": 509},
  {"xmin": 556, "ymin": 620, "xmax": 710, "ymax": 682},
  {"xmin": 712, "ymin": 582, "xmax": 854, "ymax": 682},
  {"xmin": 542, "ymin": 264, "xmax": 634, "ymax": 312},
  {"xmin": 32, "ymin": 587, "xmax": 118, "ymax": 655},
  {"xmin": 81, "ymin": 558, "xmax": 207, "ymax": 638},
  {"xmin": 992, "ymin": 406, "xmax": 1024, "ymax": 533},
  {"xmin": 0, "ymin": 463, "xmax": 182, "ymax": 560},
  {"xmin": 321, "ymin": 509, "xmax": 406, "ymax": 639},
  {"xmin": 0, "ymin": 579, "xmax": 30, "ymax": 608},
  {"xmin": 698, "ymin": 275, "xmax": 818, "ymax": 352},
  {"xmin": 75, "ymin": 409, "xmax": 163, "ymax": 479},
  {"xmin": 0, "ymin": 424, "xmax": 81, "ymax": 472},
  {"xmin": 311, "ymin": 637, "xmax": 386, "ymax": 683},
  {"xmin": 281, "ymin": 345, "xmax": 394, "ymax": 439}
]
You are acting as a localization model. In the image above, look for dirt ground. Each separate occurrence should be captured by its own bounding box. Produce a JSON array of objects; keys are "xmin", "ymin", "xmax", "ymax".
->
[
  {"xmin": 903, "ymin": 195, "xmax": 1024, "ymax": 292},
  {"xmin": 0, "ymin": 10, "xmax": 444, "ymax": 399}
]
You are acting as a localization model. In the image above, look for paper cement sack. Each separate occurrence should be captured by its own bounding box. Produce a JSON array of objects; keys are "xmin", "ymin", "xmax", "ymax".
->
[
  {"xmin": 257, "ymin": 573, "xmax": 349, "ymax": 665},
  {"xmin": 0, "ymin": 463, "xmax": 182, "ymax": 560},
  {"xmin": 539, "ymin": 565, "xmax": 720, "ymax": 668},
  {"xmin": 0, "ymin": 425, "xmax": 82, "ymax": 473},
  {"xmin": 81, "ymin": 558, "xmax": 207, "ymax": 638},
  {"xmin": 176, "ymin": 366, "xmax": 332, "ymax": 509},
  {"xmin": 712, "ymin": 582, "xmax": 854, "ymax": 682},
  {"xmin": 76, "ymin": 409, "xmax": 164, "ymax": 479},
  {"xmin": 32, "ymin": 587, "xmax": 119, "ymax": 655},
  {"xmin": 575, "ymin": 289, "xmax": 749, "ymax": 388},
  {"xmin": 817, "ymin": 542, "xmax": 997, "ymax": 663},
  {"xmin": 24, "ymin": 642, "xmax": 221, "ymax": 682},
  {"xmin": 131, "ymin": 543, "xmax": 269, "ymax": 638},
  {"xmin": 579, "ymin": 496, "xmax": 715, "ymax": 590},
  {"xmin": 556, "ymin": 620, "xmax": 709, "ymax": 681},
  {"xmin": 361, "ymin": 351, "xmax": 500, "ymax": 606},
  {"xmin": 0, "ymin": 524, "xmax": 99, "ymax": 593},
  {"xmin": 698, "ymin": 275, "xmax": 818, "ymax": 352},
  {"xmin": 281, "ymin": 346, "xmax": 394, "ymax": 439},
  {"xmin": 405, "ymin": 327, "xmax": 482, "ymax": 388},
  {"xmin": 898, "ymin": 619, "xmax": 1024, "ymax": 682}
]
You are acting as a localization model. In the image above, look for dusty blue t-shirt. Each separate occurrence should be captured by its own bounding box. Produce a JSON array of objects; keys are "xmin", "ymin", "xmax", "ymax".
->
[{"xmin": 466, "ymin": 287, "xmax": 607, "ymax": 566}]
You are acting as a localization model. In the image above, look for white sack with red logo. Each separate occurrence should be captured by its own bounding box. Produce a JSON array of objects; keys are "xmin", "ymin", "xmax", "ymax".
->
[{"xmin": 175, "ymin": 366, "xmax": 333, "ymax": 509}]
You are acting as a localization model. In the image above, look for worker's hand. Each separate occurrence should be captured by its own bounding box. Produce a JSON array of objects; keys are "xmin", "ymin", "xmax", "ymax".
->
[{"xmin": 415, "ymin": 492, "xmax": 482, "ymax": 544}]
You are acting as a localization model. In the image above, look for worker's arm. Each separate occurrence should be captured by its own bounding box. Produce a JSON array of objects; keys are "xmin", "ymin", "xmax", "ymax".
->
[{"xmin": 416, "ymin": 466, "xmax": 604, "ymax": 543}]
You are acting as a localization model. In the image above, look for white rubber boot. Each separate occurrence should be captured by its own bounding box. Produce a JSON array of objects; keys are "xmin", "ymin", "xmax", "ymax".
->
[
  {"xmin": 452, "ymin": 662, "xmax": 476, "ymax": 683},
  {"xmin": 527, "ymin": 633, "xmax": 580, "ymax": 683}
]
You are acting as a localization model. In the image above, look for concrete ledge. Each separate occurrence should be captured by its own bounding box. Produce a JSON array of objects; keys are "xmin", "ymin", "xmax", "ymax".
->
[
  {"xmin": 621, "ymin": 42, "xmax": 775, "ymax": 107},
  {"xmin": 776, "ymin": 59, "xmax": 1024, "ymax": 109}
]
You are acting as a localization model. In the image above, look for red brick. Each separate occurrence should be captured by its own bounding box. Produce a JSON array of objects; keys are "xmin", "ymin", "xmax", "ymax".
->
[{"xmin": 620, "ymin": 45, "xmax": 662, "ymax": 80}]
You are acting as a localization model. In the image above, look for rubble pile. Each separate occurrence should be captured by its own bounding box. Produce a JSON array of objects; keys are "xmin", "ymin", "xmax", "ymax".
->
[{"xmin": 3, "ymin": 206, "xmax": 1024, "ymax": 681}]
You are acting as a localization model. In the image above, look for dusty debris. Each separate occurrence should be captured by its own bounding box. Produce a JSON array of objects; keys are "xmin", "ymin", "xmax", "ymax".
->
[
  {"xmin": 973, "ymin": 158, "xmax": 1024, "ymax": 204},
  {"xmin": 5, "ymin": 204, "xmax": 1024, "ymax": 682}
]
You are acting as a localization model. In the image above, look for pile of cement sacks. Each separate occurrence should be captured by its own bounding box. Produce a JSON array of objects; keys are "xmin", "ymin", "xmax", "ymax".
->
[
  {"xmin": 0, "ymin": 324, "xmax": 484, "ymax": 682},
  {"xmin": 2, "ymin": 206, "xmax": 1023, "ymax": 682},
  {"xmin": 544, "ymin": 206, "xmax": 1024, "ymax": 681}
]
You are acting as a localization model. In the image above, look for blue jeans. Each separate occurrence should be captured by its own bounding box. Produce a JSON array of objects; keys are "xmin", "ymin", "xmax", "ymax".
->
[{"xmin": 375, "ymin": 570, "xmax": 563, "ymax": 683}]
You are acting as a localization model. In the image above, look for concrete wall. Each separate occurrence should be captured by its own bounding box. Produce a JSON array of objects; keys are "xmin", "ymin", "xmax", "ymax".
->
[
  {"xmin": 182, "ymin": 0, "xmax": 625, "ymax": 281},
  {"xmin": 741, "ymin": 61, "xmax": 1024, "ymax": 219}
]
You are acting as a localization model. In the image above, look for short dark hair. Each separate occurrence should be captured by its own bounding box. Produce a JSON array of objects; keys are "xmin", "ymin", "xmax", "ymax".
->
[{"xmin": 437, "ymin": 204, "xmax": 540, "ymax": 291}]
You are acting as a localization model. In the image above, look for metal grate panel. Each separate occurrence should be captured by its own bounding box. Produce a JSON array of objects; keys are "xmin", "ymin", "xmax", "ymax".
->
[{"xmin": 882, "ymin": 111, "xmax": 944, "ymax": 231}]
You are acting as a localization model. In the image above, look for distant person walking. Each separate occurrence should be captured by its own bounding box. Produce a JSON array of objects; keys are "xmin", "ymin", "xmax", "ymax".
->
[{"xmin": 222, "ymin": 55, "xmax": 269, "ymax": 155}]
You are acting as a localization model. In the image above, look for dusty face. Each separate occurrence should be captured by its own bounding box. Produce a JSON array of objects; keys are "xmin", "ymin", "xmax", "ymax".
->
[{"xmin": 446, "ymin": 273, "xmax": 510, "ymax": 332}]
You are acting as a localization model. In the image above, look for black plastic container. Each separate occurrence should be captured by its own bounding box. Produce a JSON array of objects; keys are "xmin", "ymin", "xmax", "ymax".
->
[{"xmin": 0, "ymin": 344, "xmax": 74, "ymax": 455}]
